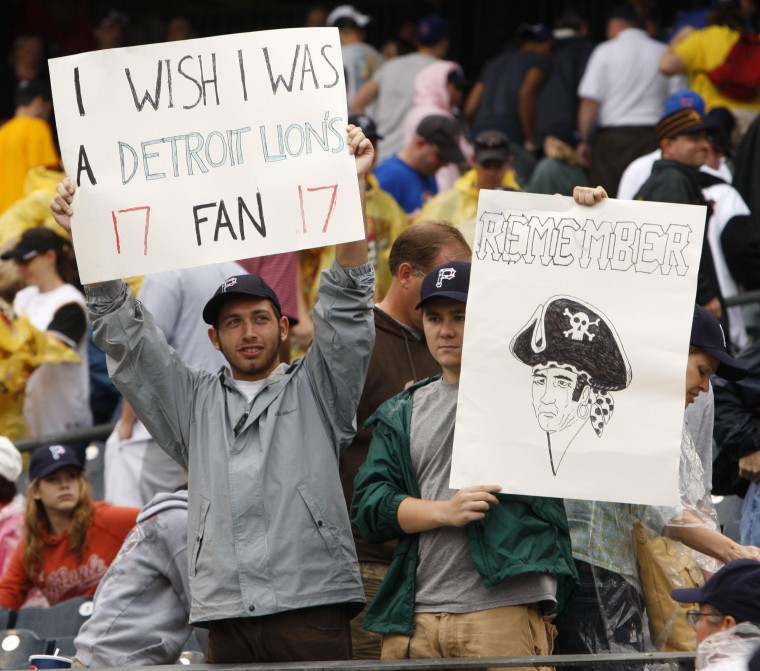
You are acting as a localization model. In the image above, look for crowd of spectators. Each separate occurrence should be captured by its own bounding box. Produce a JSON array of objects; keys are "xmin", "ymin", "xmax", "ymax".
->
[{"xmin": 3, "ymin": 1, "xmax": 760, "ymax": 669}]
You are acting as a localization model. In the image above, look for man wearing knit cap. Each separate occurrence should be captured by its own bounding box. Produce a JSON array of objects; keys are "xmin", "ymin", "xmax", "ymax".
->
[
  {"xmin": 617, "ymin": 88, "xmax": 707, "ymax": 200},
  {"xmin": 635, "ymin": 106, "xmax": 725, "ymax": 327}
]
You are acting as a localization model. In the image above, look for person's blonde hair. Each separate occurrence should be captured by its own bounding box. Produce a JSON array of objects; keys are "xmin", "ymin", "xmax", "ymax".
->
[{"xmin": 23, "ymin": 470, "xmax": 93, "ymax": 581}]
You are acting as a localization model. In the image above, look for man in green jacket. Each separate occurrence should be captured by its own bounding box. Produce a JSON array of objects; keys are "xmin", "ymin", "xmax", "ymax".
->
[{"xmin": 351, "ymin": 260, "xmax": 578, "ymax": 667}]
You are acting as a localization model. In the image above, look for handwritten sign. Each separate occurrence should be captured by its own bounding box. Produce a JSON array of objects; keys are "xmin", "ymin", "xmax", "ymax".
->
[
  {"xmin": 450, "ymin": 191, "xmax": 706, "ymax": 506},
  {"xmin": 49, "ymin": 28, "xmax": 362, "ymax": 284}
]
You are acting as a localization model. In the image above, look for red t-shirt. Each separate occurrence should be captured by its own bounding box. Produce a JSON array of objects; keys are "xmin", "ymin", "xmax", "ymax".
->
[{"xmin": 0, "ymin": 502, "xmax": 139, "ymax": 610}]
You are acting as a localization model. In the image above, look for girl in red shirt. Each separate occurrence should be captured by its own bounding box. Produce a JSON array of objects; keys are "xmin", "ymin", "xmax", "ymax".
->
[{"xmin": 0, "ymin": 444, "xmax": 138, "ymax": 609}]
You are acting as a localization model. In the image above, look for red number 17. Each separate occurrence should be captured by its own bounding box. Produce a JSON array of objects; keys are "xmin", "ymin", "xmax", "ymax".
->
[{"xmin": 298, "ymin": 184, "xmax": 338, "ymax": 234}]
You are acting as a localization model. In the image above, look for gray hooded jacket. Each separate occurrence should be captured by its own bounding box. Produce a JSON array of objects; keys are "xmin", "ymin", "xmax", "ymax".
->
[
  {"xmin": 87, "ymin": 261, "xmax": 374, "ymax": 623},
  {"xmin": 74, "ymin": 490, "xmax": 199, "ymax": 666}
]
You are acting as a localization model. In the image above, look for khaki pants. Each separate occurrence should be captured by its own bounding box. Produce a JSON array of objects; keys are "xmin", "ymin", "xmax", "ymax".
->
[
  {"xmin": 381, "ymin": 603, "xmax": 557, "ymax": 671},
  {"xmin": 350, "ymin": 561, "xmax": 388, "ymax": 660}
]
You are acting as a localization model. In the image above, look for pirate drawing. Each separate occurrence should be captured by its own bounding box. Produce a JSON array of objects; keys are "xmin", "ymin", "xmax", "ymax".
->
[{"xmin": 510, "ymin": 296, "xmax": 632, "ymax": 476}]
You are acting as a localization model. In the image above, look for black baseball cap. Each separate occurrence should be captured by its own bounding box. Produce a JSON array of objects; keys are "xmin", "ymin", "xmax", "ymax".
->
[
  {"xmin": 348, "ymin": 114, "xmax": 383, "ymax": 140},
  {"xmin": 474, "ymin": 130, "xmax": 511, "ymax": 164},
  {"xmin": 416, "ymin": 261, "xmax": 470, "ymax": 309},
  {"xmin": 1, "ymin": 227, "xmax": 67, "ymax": 263},
  {"xmin": 447, "ymin": 69, "xmax": 472, "ymax": 92},
  {"xmin": 706, "ymin": 107, "xmax": 736, "ymax": 155},
  {"xmin": 416, "ymin": 115, "xmax": 466, "ymax": 164},
  {"xmin": 672, "ymin": 559, "xmax": 760, "ymax": 623},
  {"xmin": 690, "ymin": 304, "xmax": 747, "ymax": 380},
  {"xmin": 29, "ymin": 444, "xmax": 84, "ymax": 481},
  {"xmin": 203, "ymin": 274, "xmax": 282, "ymax": 325}
]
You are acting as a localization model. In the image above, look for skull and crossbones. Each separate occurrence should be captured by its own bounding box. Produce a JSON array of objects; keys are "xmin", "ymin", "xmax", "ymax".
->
[{"xmin": 563, "ymin": 308, "xmax": 599, "ymax": 341}]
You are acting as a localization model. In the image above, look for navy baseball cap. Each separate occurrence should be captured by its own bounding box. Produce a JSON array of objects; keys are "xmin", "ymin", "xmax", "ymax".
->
[
  {"xmin": 416, "ymin": 261, "xmax": 470, "ymax": 309},
  {"xmin": 690, "ymin": 305, "xmax": 747, "ymax": 380},
  {"xmin": 517, "ymin": 23, "xmax": 554, "ymax": 42},
  {"xmin": 29, "ymin": 445, "xmax": 84, "ymax": 481},
  {"xmin": 203, "ymin": 274, "xmax": 282, "ymax": 325},
  {"xmin": 416, "ymin": 15, "xmax": 449, "ymax": 44},
  {"xmin": 672, "ymin": 559, "xmax": 760, "ymax": 623}
]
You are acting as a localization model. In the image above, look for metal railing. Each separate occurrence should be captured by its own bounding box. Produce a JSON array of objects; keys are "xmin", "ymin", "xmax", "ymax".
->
[
  {"xmin": 725, "ymin": 290, "xmax": 760, "ymax": 307},
  {"xmin": 88, "ymin": 652, "xmax": 696, "ymax": 670},
  {"xmin": 13, "ymin": 424, "xmax": 115, "ymax": 453}
]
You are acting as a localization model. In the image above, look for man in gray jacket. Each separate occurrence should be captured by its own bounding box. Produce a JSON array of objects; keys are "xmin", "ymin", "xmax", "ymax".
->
[
  {"xmin": 51, "ymin": 126, "xmax": 376, "ymax": 663},
  {"xmin": 73, "ymin": 489, "xmax": 204, "ymax": 666}
]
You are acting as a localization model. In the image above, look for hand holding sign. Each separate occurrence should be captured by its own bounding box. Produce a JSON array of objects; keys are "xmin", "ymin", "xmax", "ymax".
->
[
  {"xmin": 572, "ymin": 185, "xmax": 608, "ymax": 206},
  {"xmin": 346, "ymin": 123, "xmax": 374, "ymax": 179},
  {"xmin": 51, "ymin": 178, "xmax": 75, "ymax": 234}
]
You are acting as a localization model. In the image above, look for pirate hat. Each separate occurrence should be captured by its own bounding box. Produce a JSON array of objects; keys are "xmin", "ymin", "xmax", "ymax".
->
[{"xmin": 510, "ymin": 296, "xmax": 631, "ymax": 391}]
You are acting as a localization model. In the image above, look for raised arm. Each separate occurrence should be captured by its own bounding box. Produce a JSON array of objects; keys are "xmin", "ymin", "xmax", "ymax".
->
[
  {"xmin": 349, "ymin": 79, "xmax": 379, "ymax": 114},
  {"xmin": 518, "ymin": 67, "xmax": 547, "ymax": 151},
  {"xmin": 576, "ymin": 98, "xmax": 600, "ymax": 169},
  {"xmin": 335, "ymin": 124, "xmax": 373, "ymax": 268},
  {"xmin": 659, "ymin": 26, "xmax": 693, "ymax": 75}
]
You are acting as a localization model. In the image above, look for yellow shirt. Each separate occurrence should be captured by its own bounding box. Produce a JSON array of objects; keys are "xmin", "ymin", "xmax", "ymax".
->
[
  {"xmin": 0, "ymin": 117, "xmax": 59, "ymax": 215},
  {"xmin": 673, "ymin": 25, "xmax": 760, "ymax": 112}
]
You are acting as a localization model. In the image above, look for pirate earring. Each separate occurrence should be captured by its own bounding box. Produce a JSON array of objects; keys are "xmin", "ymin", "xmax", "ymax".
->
[{"xmin": 577, "ymin": 401, "xmax": 589, "ymax": 419}]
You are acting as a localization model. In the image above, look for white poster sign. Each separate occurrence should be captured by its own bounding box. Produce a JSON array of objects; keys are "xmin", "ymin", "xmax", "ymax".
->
[
  {"xmin": 450, "ymin": 190, "xmax": 706, "ymax": 506},
  {"xmin": 49, "ymin": 28, "xmax": 362, "ymax": 284}
]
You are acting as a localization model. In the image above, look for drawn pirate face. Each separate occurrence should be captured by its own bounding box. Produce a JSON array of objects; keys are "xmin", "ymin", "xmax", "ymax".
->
[
  {"xmin": 511, "ymin": 296, "xmax": 631, "ymax": 475},
  {"xmin": 531, "ymin": 363, "xmax": 592, "ymax": 433}
]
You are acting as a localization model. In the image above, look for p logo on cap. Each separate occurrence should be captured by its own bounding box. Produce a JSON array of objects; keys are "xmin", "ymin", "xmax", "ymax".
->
[
  {"xmin": 436, "ymin": 268, "xmax": 456, "ymax": 287},
  {"xmin": 221, "ymin": 277, "xmax": 238, "ymax": 292},
  {"xmin": 49, "ymin": 446, "xmax": 66, "ymax": 461}
]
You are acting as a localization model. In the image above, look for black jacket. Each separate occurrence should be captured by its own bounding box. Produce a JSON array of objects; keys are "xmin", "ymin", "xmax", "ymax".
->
[
  {"xmin": 712, "ymin": 342, "xmax": 760, "ymax": 496},
  {"xmin": 635, "ymin": 159, "xmax": 723, "ymax": 318}
]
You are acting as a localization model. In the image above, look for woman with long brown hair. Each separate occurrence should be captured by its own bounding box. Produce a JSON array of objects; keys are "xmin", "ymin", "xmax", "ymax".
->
[{"xmin": 0, "ymin": 445, "xmax": 138, "ymax": 609}]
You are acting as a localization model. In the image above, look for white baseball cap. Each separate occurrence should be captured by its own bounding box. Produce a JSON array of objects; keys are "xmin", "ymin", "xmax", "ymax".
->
[
  {"xmin": 0, "ymin": 438, "xmax": 22, "ymax": 483},
  {"xmin": 327, "ymin": 5, "xmax": 371, "ymax": 27}
]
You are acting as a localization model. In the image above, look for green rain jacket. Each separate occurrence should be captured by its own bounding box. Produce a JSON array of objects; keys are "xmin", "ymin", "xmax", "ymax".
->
[{"xmin": 351, "ymin": 376, "xmax": 579, "ymax": 636}]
